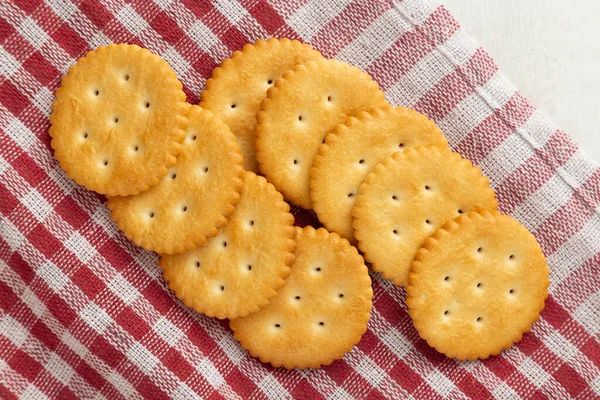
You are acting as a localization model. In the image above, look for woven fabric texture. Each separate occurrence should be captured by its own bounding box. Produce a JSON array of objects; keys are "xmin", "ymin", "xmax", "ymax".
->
[{"xmin": 1, "ymin": 0, "xmax": 599, "ymax": 399}]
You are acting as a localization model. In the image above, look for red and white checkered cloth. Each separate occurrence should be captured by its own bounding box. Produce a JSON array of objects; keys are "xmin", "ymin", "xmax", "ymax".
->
[{"xmin": 1, "ymin": 0, "xmax": 599, "ymax": 398}]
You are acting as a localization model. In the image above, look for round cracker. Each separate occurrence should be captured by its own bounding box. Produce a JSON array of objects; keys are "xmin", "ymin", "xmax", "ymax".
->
[
  {"xmin": 407, "ymin": 211, "xmax": 549, "ymax": 360},
  {"xmin": 311, "ymin": 105, "xmax": 448, "ymax": 242},
  {"xmin": 159, "ymin": 171, "xmax": 296, "ymax": 319},
  {"xmin": 353, "ymin": 146, "xmax": 498, "ymax": 286},
  {"xmin": 255, "ymin": 59, "xmax": 387, "ymax": 209},
  {"xmin": 201, "ymin": 38, "xmax": 322, "ymax": 172},
  {"xmin": 230, "ymin": 226, "xmax": 373, "ymax": 369},
  {"xmin": 108, "ymin": 106, "xmax": 243, "ymax": 254},
  {"xmin": 49, "ymin": 44, "xmax": 188, "ymax": 196}
]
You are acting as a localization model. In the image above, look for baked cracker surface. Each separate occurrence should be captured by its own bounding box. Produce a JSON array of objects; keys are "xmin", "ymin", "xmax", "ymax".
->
[
  {"xmin": 49, "ymin": 44, "xmax": 188, "ymax": 196},
  {"xmin": 407, "ymin": 211, "xmax": 549, "ymax": 360},
  {"xmin": 201, "ymin": 38, "xmax": 322, "ymax": 172},
  {"xmin": 255, "ymin": 59, "xmax": 387, "ymax": 209},
  {"xmin": 353, "ymin": 146, "xmax": 498, "ymax": 286},
  {"xmin": 159, "ymin": 171, "xmax": 296, "ymax": 319},
  {"xmin": 311, "ymin": 105, "xmax": 448, "ymax": 242},
  {"xmin": 230, "ymin": 226, "xmax": 373, "ymax": 369},
  {"xmin": 108, "ymin": 106, "xmax": 243, "ymax": 254}
]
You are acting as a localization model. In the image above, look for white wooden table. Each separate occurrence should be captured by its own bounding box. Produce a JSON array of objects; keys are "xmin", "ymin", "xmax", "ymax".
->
[{"xmin": 440, "ymin": 0, "xmax": 600, "ymax": 163}]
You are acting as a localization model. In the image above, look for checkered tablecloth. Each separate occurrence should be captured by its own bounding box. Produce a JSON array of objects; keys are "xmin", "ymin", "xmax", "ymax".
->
[{"xmin": 1, "ymin": 0, "xmax": 599, "ymax": 398}]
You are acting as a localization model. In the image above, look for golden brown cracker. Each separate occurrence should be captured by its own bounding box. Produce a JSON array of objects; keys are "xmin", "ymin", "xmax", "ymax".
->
[
  {"xmin": 406, "ymin": 211, "xmax": 549, "ymax": 360},
  {"xmin": 159, "ymin": 171, "xmax": 296, "ymax": 319},
  {"xmin": 201, "ymin": 38, "xmax": 322, "ymax": 172},
  {"xmin": 352, "ymin": 146, "xmax": 498, "ymax": 286},
  {"xmin": 108, "ymin": 106, "xmax": 243, "ymax": 254},
  {"xmin": 49, "ymin": 44, "xmax": 188, "ymax": 196},
  {"xmin": 230, "ymin": 226, "xmax": 373, "ymax": 369},
  {"xmin": 311, "ymin": 105, "xmax": 448, "ymax": 242},
  {"xmin": 255, "ymin": 59, "xmax": 387, "ymax": 209}
]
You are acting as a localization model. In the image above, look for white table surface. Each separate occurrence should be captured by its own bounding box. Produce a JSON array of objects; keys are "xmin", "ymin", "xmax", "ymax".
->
[{"xmin": 440, "ymin": 0, "xmax": 600, "ymax": 163}]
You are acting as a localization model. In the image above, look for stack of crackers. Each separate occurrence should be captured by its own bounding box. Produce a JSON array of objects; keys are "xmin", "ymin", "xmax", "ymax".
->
[{"xmin": 49, "ymin": 39, "xmax": 549, "ymax": 369}]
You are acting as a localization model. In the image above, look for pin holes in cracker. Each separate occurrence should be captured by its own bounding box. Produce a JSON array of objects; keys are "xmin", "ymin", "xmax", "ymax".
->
[
  {"xmin": 291, "ymin": 290, "xmax": 346, "ymax": 303},
  {"xmin": 422, "ymin": 184, "xmax": 434, "ymax": 225},
  {"xmin": 442, "ymin": 308, "xmax": 484, "ymax": 324},
  {"xmin": 507, "ymin": 253, "xmax": 518, "ymax": 295},
  {"xmin": 439, "ymin": 251, "xmax": 521, "ymax": 323}
]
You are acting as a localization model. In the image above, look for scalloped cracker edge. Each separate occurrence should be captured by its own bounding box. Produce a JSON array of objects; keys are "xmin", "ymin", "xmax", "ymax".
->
[
  {"xmin": 230, "ymin": 226, "xmax": 373, "ymax": 369},
  {"xmin": 406, "ymin": 211, "xmax": 549, "ymax": 360},
  {"xmin": 201, "ymin": 38, "xmax": 322, "ymax": 172},
  {"xmin": 159, "ymin": 171, "xmax": 296, "ymax": 319},
  {"xmin": 107, "ymin": 106, "xmax": 243, "ymax": 254},
  {"xmin": 49, "ymin": 44, "xmax": 188, "ymax": 196}
]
